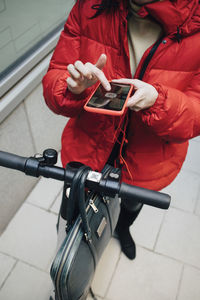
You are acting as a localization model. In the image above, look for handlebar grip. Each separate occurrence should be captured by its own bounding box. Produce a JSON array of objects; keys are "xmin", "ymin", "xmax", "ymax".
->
[
  {"xmin": 119, "ymin": 183, "xmax": 171, "ymax": 209},
  {"xmin": 0, "ymin": 151, "xmax": 27, "ymax": 172}
]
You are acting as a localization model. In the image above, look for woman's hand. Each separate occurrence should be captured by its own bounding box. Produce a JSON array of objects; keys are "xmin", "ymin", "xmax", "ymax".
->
[
  {"xmin": 67, "ymin": 54, "xmax": 111, "ymax": 94},
  {"xmin": 112, "ymin": 78, "xmax": 158, "ymax": 112}
]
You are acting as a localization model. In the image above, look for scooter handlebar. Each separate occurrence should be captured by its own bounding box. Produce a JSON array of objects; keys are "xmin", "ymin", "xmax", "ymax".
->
[
  {"xmin": 0, "ymin": 150, "xmax": 171, "ymax": 209},
  {"xmin": 0, "ymin": 151, "xmax": 27, "ymax": 172},
  {"xmin": 119, "ymin": 182, "xmax": 170, "ymax": 209}
]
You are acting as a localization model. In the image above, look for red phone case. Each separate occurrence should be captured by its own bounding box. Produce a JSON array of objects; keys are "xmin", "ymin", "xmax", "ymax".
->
[{"xmin": 84, "ymin": 82, "xmax": 133, "ymax": 116}]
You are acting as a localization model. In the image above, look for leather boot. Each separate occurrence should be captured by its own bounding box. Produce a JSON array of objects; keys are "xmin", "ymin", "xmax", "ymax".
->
[{"xmin": 115, "ymin": 203, "xmax": 142, "ymax": 260}]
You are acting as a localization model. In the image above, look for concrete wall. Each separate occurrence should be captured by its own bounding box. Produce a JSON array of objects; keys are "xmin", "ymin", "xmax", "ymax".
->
[
  {"xmin": 0, "ymin": 0, "xmax": 73, "ymax": 235},
  {"xmin": 0, "ymin": 82, "xmax": 67, "ymax": 234}
]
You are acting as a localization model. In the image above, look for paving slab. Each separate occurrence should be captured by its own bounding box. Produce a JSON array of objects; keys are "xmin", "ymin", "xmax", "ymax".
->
[
  {"xmin": 155, "ymin": 207, "xmax": 200, "ymax": 268},
  {"xmin": 0, "ymin": 253, "xmax": 16, "ymax": 288},
  {"xmin": 194, "ymin": 192, "xmax": 200, "ymax": 216},
  {"xmin": 0, "ymin": 203, "xmax": 57, "ymax": 270},
  {"xmin": 0, "ymin": 261, "xmax": 52, "ymax": 300},
  {"xmin": 26, "ymin": 177, "xmax": 63, "ymax": 210},
  {"xmin": 130, "ymin": 205, "xmax": 165, "ymax": 250},
  {"xmin": 50, "ymin": 190, "xmax": 62, "ymax": 215},
  {"xmin": 106, "ymin": 246, "xmax": 182, "ymax": 300},
  {"xmin": 91, "ymin": 238, "xmax": 121, "ymax": 298},
  {"xmin": 162, "ymin": 169, "xmax": 200, "ymax": 213},
  {"xmin": 192, "ymin": 136, "xmax": 200, "ymax": 143},
  {"xmin": 177, "ymin": 265, "xmax": 200, "ymax": 300},
  {"xmin": 87, "ymin": 295, "xmax": 103, "ymax": 300},
  {"xmin": 182, "ymin": 141, "xmax": 200, "ymax": 174}
]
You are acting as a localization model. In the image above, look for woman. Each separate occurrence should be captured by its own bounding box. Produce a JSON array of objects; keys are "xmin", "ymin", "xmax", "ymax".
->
[{"xmin": 43, "ymin": 0, "xmax": 200, "ymax": 260}]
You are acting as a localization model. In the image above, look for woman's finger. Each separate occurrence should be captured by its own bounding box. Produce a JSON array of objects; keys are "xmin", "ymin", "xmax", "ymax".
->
[
  {"xmin": 74, "ymin": 60, "xmax": 92, "ymax": 79},
  {"xmin": 127, "ymin": 89, "xmax": 143, "ymax": 107},
  {"xmin": 86, "ymin": 62, "xmax": 111, "ymax": 90},
  {"xmin": 66, "ymin": 76, "xmax": 78, "ymax": 89},
  {"xmin": 95, "ymin": 53, "xmax": 107, "ymax": 70},
  {"xmin": 67, "ymin": 64, "xmax": 81, "ymax": 80},
  {"xmin": 112, "ymin": 78, "xmax": 133, "ymax": 85},
  {"xmin": 112, "ymin": 78, "xmax": 144, "ymax": 89}
]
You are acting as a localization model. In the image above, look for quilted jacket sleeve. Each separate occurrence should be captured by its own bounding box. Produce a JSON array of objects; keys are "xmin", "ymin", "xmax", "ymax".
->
[
  {"xmin": 42, "ymin": 1, "xmax": 93, "ymax": 118},
  {"xmin": 141, "ymin": 70, "xmax": 200, "ymax": 142}
]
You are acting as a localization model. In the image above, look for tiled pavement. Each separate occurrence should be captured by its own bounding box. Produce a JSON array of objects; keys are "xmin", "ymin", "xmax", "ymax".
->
[{"xmin": 0, "ymin": 138, "xmax": 200, "ymax": 300}]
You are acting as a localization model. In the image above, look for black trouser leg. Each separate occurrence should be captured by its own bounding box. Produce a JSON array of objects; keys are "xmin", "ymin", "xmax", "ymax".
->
[{"xmin": 116, "ymin": 200, "xmax": 143, "ymax": 260}]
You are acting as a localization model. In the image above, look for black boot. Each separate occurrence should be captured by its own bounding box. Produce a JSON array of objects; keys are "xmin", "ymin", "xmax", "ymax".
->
[{"xmin": 115, "ymin": 203, "xmax": 142, "ymax": 260}]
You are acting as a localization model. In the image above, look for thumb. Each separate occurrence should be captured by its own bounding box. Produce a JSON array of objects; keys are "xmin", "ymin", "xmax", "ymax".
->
[
  {"xmin": 132, "ymin": 79, "xmax": 146, "ymax": 89},
  {"xmin": 127, "ymin": 88, "xmax": 141, "ymax": 105},
  {"xmin": 95, "ymin": 54, "xmax": 107, "ymax": 70}
]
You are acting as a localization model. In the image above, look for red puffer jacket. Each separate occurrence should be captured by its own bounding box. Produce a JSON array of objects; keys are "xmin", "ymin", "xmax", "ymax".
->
[{"xmin": 42, "ymin": 0, "xmax": 200, "ymax": 191}]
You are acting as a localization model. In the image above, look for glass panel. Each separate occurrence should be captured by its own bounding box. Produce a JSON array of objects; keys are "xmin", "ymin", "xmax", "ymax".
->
[{"xmin": 0, "ymin": 0, "xmax": 74, "ymax": 79}]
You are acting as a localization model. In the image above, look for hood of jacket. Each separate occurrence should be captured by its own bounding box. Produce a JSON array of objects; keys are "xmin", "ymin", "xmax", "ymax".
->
[{"xmin": 132, "ymin": 0, "xmax": 200, "ymax": 38}]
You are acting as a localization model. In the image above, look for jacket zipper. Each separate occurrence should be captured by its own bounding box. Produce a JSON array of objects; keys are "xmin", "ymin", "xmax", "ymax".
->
[{"xmin": 137, "ymin": 37, "xmax": 163, "ymax": 80}]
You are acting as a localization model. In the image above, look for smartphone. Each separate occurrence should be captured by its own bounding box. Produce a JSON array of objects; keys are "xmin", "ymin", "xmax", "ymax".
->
[{"xmin": 84, "ymin": 81, "xmax": 133, "ymax": 116}]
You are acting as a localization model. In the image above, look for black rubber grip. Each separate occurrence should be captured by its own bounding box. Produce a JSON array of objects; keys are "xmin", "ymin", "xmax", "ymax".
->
[
  {"xmin": 0, "ymin": 151, "xmax": 27, "ymax": 172},
  {"xmin": 119, "ymin": 182, "xmax": 170, "ymax": 209}
]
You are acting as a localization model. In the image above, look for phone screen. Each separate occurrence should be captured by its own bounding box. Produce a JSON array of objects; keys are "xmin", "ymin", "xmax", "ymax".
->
[{"xmin": 85, "ymin": 82, "xmax": 132, "ymax": 112}]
